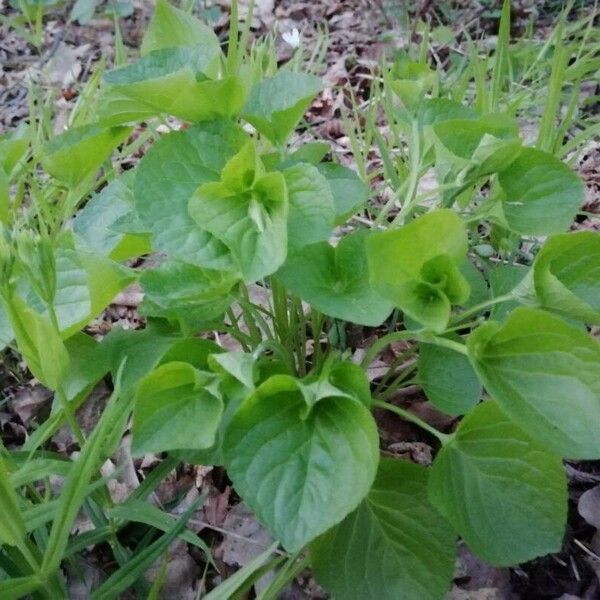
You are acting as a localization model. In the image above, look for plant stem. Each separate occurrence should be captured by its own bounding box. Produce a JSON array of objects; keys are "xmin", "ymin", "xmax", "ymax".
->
[
  {"xmin": 451, "ymin": 293, "xmax": 514, "ymax": 325},
  {"xmin": 372, "ymin": 399, "xmax": 451, "ymax": 444},
  {"xmin": 361, "ymin": 330, "xmax": 415, "ymax": 368}
]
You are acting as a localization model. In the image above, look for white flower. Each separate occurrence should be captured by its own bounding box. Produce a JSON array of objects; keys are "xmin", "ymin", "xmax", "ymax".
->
[{"xmin": 282, "ymin": 28, "xmax": 301, "ymax": 49}]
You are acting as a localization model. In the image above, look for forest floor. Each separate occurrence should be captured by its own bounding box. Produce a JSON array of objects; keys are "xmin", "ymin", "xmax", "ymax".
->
[{"xmin": 1, "ymin": 0, "xmax": 600, "ymax": 598}]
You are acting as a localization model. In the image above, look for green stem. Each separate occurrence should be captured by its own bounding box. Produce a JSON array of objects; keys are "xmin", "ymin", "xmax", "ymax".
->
[
  {"xmin": 360, "ymin": 330, "xmax": 415, "ymax": 368},
  {"xmin": 422, "ymin": 335, "xmax": 468, "ymax": 356},
  {"xmin": 451, "ymin": 293, "xmax": 514, "ymax": 325},
  {"xmin": 372, "ymin": 399, "xmax": 451, "ymax": 444}
]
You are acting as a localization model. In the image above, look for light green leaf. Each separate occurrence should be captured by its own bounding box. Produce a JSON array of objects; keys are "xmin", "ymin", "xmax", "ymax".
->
[
  {"xmin": 311, "ymin": 459, "xmax": 456, "ymax": 600},
  {"xmin": 283, "ymin": 163, "xmax": 335, "ymax": 249},
  {"xmin": 189, "ymin": 163, "xmax": 288, "ymax": 282},
  {"xmin": 134, "ymin": 122, "xmax": 246, "ymax": 269},
  {"xmin": 139, "ymin": 260, "xmax": 238, "ymax": 332},
  {"xmin": 100, "ymin": 45, "xmax": 243, "ymax": 125},
  {"xmin": 533, "ymin": 231, "xmax": 600, "ymax": 324},
  {"xmin": 317, "ymin": 163, "xmax": 369, "ymax": 224},
  {"xmin": 389, "ymin": 57, "xmax": 437, "ymax": 108},
  {"xmin": 0, "ymin": 296, "xmax": 14, "ymax": 350},
  {"xmin": 224, "ymin": 374, "xmax": 379, "ymax": 552},
  {"xmin": 0, "ymin": 455, "xmax": 26, "ymax": 546},
  {"xmin": 467, "ymin": 307, "xmax": 600, "ymax": 458},
  {"xmin": 4, "ymin": 295, "xmax": 69, "ymax": 390},
  {"xmin": 367, "ymin": 209, "xmax": 469, "ymax": 332},
  {"xmin": 132, "ymin": 361, "xmax": 223, "ymax": 456},
  {"xmin": 73, "ymin": 179, "xmax": 151, "ymax": 260},
  {"xmin": 0, "ymin": 123, "xmax": 29, "ymax": 176},
  {"xmin": 242, "ymin": 70, "xmax": 322, "ymax": 145},
  {"xmin": 0, "ymin": 576, "xmax": 41, "ymax": 599},
  {"xmin": 429, "ymin": 401, "xmax": 567, "ymax": 565},
  {"xmin": 141, "ymin": 0, "xmax": 220, "ymax": 56},
  {"xmin": 276, "ymin": 231, "xmax": 394, "ymax": 326},
  {"xmin": 42, "ymin": 123, "xmax": 131, "ymax": 186},
  {"xmin": 498, "ymin": 148, "xmax": 584, "ymax": 235},
  {"xmin": 418, "ymin": 340, "xmax": 482, "ymax": 415}
]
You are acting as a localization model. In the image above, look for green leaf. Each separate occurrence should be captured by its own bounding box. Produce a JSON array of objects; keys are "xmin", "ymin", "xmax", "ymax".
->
[
  {"xmin": 283, "ymin": 163, "xmax": 335, "ymax": 249},
  {"xmin": 418, "ymin": 340, "xmax": 482, "ymax": 415},
  {"xmin": 242, "ymin": 70, "xmax": 322, "ymax": 145},
  {"xmin": 428, "ymin": 401, "xmax": 567, "ymax": 565},
  {"xmin": 42, "ymin": 123, "xmax": 131, "ymax": 186},
  {"xmin": 73, "ymin": 179, "xmax": 151, "ymax": 260},
  {"xmin": 0, "ymin": 123, "xmax": 29, "ymax": 176},
  {"xmin": 0, "ymin": 456, "xmax": 26, "ymax": 546},
  {"xmin": 99, "ymin": 45, "xmax": 242, "ymax": 124},
  {"xmin": 311, "ymin": 459, "xmax": 456, "ymax": 600},
  {"xmin": 108, "ymin": 499, "xmax": 211, "ymax": 558},
  {"xmin": 189, "ymin": 158, "xmax": 289, "ymax": 282},
  {"xmin": 90, "ymin": 498, "xmax": 203, "ymax": 600},
  {"xmin": 276, "ymin": 231, "xmax": 394, "ymax": 326},
  {"xmin": 467, "ymin": 307, "xmax": 600, "ymax": 458},
  {"xmin": 489, "ymin": 263, "xmax": 528, "ymax": 322},
  {"xmin": 367, "ymin": 209, "xmax": 469, "ymax": 332},
  {"xmin": 141, "ymin": 0, "xmax": 220, "ymax": 56},
  {"xmin": 133, "ymin": 122, "xmax": 246, "ymax": 269},
  {"xmin": 224, "ymin": 374, "xmax": 379, "ymax": 551},
  {"xmin": 389, "ymin": 57, "xmax": 437, "ymax": 108},
  {"xmin": 4, "ymin": 295, "xmax": 69, "ymax": 390},
  {"xmin": 132, "ymin": 362, "xmax": 223, "ymax": 456},
  {"xmin": 139, "ymin": 260, "xmax": 237, "ymax": 332},
  {"xmin": 498, "ymin": 148, "xmax": 584, "ymax": 235},
  {"xmin": 317, "ymin": 163, "xmax": 369, "ymax": 224},
  {"xmin": 0, "ymin": 576, "xmax": 41, "ymax": 599},
  {"xmin": 0, "ymin": 297, "xmax": 14, "ymax": 350},
  {"xmin": 533, "ymin": 231, "xmax": 600, "ymax": 324}
]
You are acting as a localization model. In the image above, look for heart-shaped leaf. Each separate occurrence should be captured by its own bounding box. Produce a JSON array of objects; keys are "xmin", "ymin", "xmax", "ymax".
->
[
  {"xmin": 498, "ymin": 148, "xmax": 584, "ymax": 235},
  {"xmin": 134, "ymin": 122, "xmax": 246, "ymax": 269},
  {"xmin": 533, "ymin": 231, "xmax": 600, "ymax": 325},
  {"xmin": 276, "ymin": 230, "xmax": 394, "ymax": 326},
  {"xmin": 283, "ymin": 163, "xmax": 335, "ymax": 249},
  {"xmin": 468, "ymin": 307, "xmax": 600, "ymax": 458},
  {"xmin": 311, "ymin": 459, "xmax": 456, "ymax": 600},
  {"xmin": 42, "ymin": 124, "xmax": 131, "ymax": 186},
  {"xmin": 429, "ymin": 401, "xmax": 567, "ymax": 565},
  {"xmin": 367, "ymin": 209, "xmax": 469, "ymax": 332},
  {"xmin": 132, "ymin": 361, "xmax": 223, "ymax": 456},
  {"xmin": 418, "ymin": 339, "xmax": 482, "ymax": 415},
  {"xmin": 224, "ymin": 374, "xmax": 379, "ymax": 551},
  {"xmin": 243, "ymin": 70, "xmax": 322, "ymax": 145},
  {"xmin": 317, "ymin": 163, "xmax": 370, "ymax": 224}
]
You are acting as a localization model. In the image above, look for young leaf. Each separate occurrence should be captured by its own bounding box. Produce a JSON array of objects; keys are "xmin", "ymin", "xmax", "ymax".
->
[
  {"xmin": 99, "ymin": 44, "xmax": 235, "ymax": 125},
  {"xmin": 224, "ymin": 374, "xmax": 379, "ymax": 552},
  {"xmin": 189, "ymin": 161, "xmax": 289, "ymax": 283},
  {"xmin": 133, "ymin": 122, "xmax": 246, "ymax": 269},
  {"xmin": 0, "ymin": 297, "xmax": 13, "ymax": 350},
  {"xmin": 141, "ymin": 0, "xmax": 220, "ymax": 56},
  {"xmin": 498, "ymin": 148, "xmax": 584, "ymax": 235},
  {"xmin": 242, "ymin": 70, "xmax": 322, "ymax": 145},
  {"xmin": 276, "ymin": 230, "xmax": 394, "ymax": 326},
  {"xmin": 42, "ymin": 124, "xmax": 131, "ymax": 186},
  {"xmin": 467, "ymin": 307, "xmax": 600, "ymax": 458},
  {"xmin": 367, "ymin": 209, "xmax": 469, "ymax": 332},
  {"xmin": 283, "ymin": 163, "xmax": 335, "ymax": 249},
  {"xmin": 418, "ymin": 340, "xmax": 482, "ymax": 415},
  {"xmin": 311, "ymin": 459, "xmax": 456, "ymax": 600},
  {"xmin": 0, "ymin": 123, "xmax": 29, "ymax": 176},
  {"xmin": 533, "ymin": 231, "xmax": 600, "ymax": 324},
  {"xmin": 0, "ymin": 456, "xmax": 26, "ymax": 546},
  {"xmin": 132, "ymin": 362, "xmax": 223, "ymax": 456},
  {"xmin": 429, "ymin": 401, "xmax": 567, "ymax": 565},
  {"xmin": 317, "ymin": 163, "xmax": 369, "ymax": 224},
  {"xmin": 389, "ymin": 57, "xmax": 437, "ymax": 108}
]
